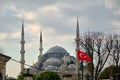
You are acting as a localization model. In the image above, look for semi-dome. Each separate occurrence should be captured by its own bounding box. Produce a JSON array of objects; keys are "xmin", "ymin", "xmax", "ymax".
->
[
  {"xmin": 46, "ymin": 46, "xmax": 69, "ymax": 55},
  {"xmin": 45, "ymin": 58, "xmax": 62, "ymax": 64},
  {"xmin": 45, "ymin": 65, "xmax": 55, "ymax": 70},
  {"xmin": 43, "ymin": 58, "xmax": 62, "ymax": 70}
]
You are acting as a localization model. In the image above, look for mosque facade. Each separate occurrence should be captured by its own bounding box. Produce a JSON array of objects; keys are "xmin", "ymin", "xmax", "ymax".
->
[{"xmin": 30, "ymin": 46, "xmax": 76, "ymax": 74}]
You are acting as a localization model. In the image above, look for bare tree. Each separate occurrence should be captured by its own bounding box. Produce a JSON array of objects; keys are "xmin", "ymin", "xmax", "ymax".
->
[
  {"xmin": 110, "ymin": 34, "xmax": 120, "ymax": 68},
  {"xmin": 80, "ymin": 32, "xmax": 113, "ymax": 80}
]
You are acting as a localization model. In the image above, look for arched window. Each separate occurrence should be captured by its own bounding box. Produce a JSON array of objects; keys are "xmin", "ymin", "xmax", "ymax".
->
[
  {"xmin": 55, "ymin": 53, "xmax": 57, "ymax": 57},
  {"xmin": 51, "ymin": 53, "xmax": 52, "ymax": 57}
]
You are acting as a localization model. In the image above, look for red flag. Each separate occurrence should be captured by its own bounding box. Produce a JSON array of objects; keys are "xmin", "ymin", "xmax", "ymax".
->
[
  {"xmin": 84, "ymin": 55, "xmax": 91, "ymax": 61},
  {"xmin": 77, "ymin": 50, "xmax": 91, "ymax": 61},
  {"xmin": 77, "ymin": 50, "xmax": 86, "ymax": 60}
]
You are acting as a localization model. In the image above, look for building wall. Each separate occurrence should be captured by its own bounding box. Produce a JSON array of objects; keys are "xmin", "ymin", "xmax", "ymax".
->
[
  {"xmin": 0, "ymin": 61, "xmax": 6, "ymax": 80},
  {"xmin": 0, "ymin": 54, "xmax": 10, "ymax": 80}
]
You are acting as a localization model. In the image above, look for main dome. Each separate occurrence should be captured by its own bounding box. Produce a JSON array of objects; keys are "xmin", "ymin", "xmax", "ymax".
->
[
  {"xmin": 45, "ymin": 46, "xmax": 69, "ymax": 56},
  {"xmin": 43, "ymin": 46, "xmax": 69, "ymax": 60}
]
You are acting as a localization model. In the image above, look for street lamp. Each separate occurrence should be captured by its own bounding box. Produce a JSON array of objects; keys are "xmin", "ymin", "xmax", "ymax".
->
[{"xmin": 23, "ymin": 68, "xmax": 33, "ymax": 80}]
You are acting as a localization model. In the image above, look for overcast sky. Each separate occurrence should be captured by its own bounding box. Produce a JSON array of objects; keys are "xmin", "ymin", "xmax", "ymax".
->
[{"xmin": 0, "ymin": 0, "xmax": 120, "ymax": 78}]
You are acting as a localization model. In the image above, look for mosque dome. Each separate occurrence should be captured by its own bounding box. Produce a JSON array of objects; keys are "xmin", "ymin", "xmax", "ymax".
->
[{"xmin": 46, "ymin": 46, "xmax": 69, "ymax": 56}]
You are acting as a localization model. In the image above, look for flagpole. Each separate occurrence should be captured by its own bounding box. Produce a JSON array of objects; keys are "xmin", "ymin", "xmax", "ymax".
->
[{"xmin": 81, "ymin": 61, "xmax": 83, "ymax": 80}]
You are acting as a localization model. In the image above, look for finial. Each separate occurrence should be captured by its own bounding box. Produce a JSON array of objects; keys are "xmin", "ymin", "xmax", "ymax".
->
[
  {"xmin": 40, "ymin": 28, "xmax": 42, "ymax": 43},
  {"xmin": 21, "ymin": 19, "xmax": 24, "ymax": 34},
  {"xmin": 76, "ymin": 16, "xmax": 79, "ymax": 34},
  {"xmin": 77, "ymin": 16, "xmax": 79, "ymax": 21},
  {"xmin": 22, "ymin": 18, "xmax": 24, "ymax": 26}
]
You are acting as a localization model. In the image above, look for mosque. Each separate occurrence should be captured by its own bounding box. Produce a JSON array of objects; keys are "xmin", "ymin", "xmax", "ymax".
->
[
  {"xmin": 20, "ymin": 19, "xmax": 89, "ymax": 80},
  {"xmin": 30, "ymin": 28, "xmax": 76, "ymax": 74}
]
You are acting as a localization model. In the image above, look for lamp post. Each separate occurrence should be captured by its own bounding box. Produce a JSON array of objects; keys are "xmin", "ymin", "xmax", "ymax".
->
[{"xmin": 23, "ymin": 68, "xmax": 33, "ymax": 80}]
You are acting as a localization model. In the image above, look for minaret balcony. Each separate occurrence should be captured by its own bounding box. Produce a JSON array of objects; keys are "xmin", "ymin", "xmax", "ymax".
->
[
  {"xmin": 20, "ymin": 50, "xmax": 25, "ymax": 53},
  {"xmin": 21, "ymin": 40, "xmax": 25, "ymax": 43},
  {"xmin": 39, "ymin": 48, "xmax": 43, "ymax": 51},
  {"xmin": 20, "ymin": 60, "xmax": 25, "ymax": 63}
]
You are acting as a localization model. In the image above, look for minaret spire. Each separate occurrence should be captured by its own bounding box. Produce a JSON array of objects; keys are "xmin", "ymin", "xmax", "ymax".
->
[
  {"xmin": 20, "ymin": 19, "xmax": 25, "ymax": 73},
  {"xmin": 76, "ymin": 16, "xmax": 79, "ymax": 39},
  {"xmin": 22, "ymin": 19, "xmax": 24, "ymax": 33},
  {"xmin": 39, "ymin": 29, "xmax": 43, "ymax": 55},
  {"xmin": 75, "ymin": 17, "xmax": 80, "ymax": 80}
]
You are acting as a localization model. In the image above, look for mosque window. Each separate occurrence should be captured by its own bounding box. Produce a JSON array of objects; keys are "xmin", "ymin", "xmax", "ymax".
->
[{"xmin": 56, "ymin": 54, "xmax": 57, "ymax": 57}]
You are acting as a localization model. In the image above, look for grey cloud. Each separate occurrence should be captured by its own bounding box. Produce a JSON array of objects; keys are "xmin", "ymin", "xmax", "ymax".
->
[
  {"xmin": 0, "ymin": 9, "xmax": 21, "ymax": 33},
  {"xmin": 9, "ymin": 0, "xmax": 60, "ymax": 12},
  {"xmin": 38, "ymin": 16, "xmax": 75, "ymax": 35},
  {"xmin": 105, "ymin": 0, "xmax": 120, "ymax": 9},
  {"xmin": 0, "ymin": 0, "xmax": 120, "ymax": 36}
]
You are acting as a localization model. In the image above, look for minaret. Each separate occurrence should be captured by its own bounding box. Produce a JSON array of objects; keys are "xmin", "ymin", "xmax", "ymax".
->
[
  {"xmin": 20, "ymin": 20, "xmax": 25, "ymax": 73},
  {"xmin": 38, "ymin": 29, "xmax": 43, "ymax": 61},
  {"xmin": 39, "ymin": 29, "xmax": 43, "ymax": 55},
  {"xmin": 75, "ymin": 17, "xmax": 80, "ymax": 80}
]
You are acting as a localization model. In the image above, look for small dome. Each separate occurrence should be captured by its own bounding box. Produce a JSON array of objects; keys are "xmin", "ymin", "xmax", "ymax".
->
[
  {"xmin": 46, "ymin": 46, "xmax": 69, "ymax": 55},
  {"xmin": 68, "ymin": 64, "xmax": 76, "ymax": 68},
  {"xmin": 63, "ymin": 55, "xmax": 70, "ymax": 62}
]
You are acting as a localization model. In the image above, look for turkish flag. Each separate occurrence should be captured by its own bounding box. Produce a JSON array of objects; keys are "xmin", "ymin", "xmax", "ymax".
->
[
  {"xmin": 77, "ymin": 50, "xmax": 86, "ymax": 60},
  {"xmin": 77, "ymin": 50, "xmax": 91, "ymax": 61},
  {"xmin": 84, "ymin": 55, "xmax": 91, "ymax": 61}
]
